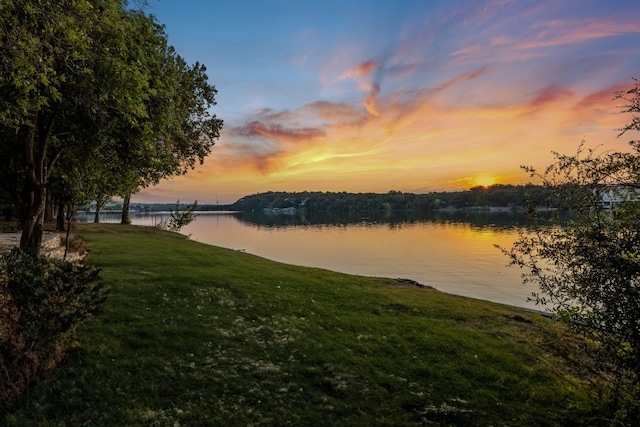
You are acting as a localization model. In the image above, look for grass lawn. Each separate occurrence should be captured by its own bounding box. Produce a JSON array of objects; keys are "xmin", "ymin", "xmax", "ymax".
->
[{"xmin": 3, "ymin": 224, "xmax": 595, "ymax": 426}]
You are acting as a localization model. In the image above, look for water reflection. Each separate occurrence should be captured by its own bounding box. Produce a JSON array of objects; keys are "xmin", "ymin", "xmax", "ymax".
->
[{"xmin": 233, "ymin": 209, "xmax": 560, "ymax": 231}]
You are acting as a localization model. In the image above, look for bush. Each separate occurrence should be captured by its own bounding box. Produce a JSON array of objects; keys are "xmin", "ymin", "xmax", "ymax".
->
[
  {"xmin": 503, "ymin": 79, "xmax": 640, "ymax": 423},
  {"xmin": 0, "ymin": 249, "xmax": 108, "ymax": 405},
  {"xmin": 168, "ymin": 200, "xmax": 198, "ymax": 232}
]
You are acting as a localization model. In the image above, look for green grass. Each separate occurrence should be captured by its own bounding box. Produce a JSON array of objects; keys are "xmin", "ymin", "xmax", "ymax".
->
[{"xmin": 3, "ymin": 224, "xmax": 594, "ymax": 425}]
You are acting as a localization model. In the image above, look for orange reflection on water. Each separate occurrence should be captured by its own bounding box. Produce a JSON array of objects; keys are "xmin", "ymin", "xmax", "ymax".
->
[{"xmin": 183, "ymin": 214, "xmax": 536, "ymax": 309}]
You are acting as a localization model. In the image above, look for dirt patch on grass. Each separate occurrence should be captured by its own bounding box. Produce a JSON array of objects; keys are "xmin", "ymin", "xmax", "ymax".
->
[{"xmin": 389, "ymin": 278, "xmax": 435, "ymax": 289}]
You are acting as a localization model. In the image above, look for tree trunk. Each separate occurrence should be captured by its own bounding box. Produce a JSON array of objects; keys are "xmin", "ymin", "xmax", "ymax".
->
[
  {"xmin": 56, "ymin": 202, "xmax": 66, "ymax": 231},
  {"xmin": 63, "ymin": 205, "xmax": 75, "ymax": 261},
  {"xmin": 94, "ymin": 202, "xmax": 101, "ymax": 223},
  {"xmin": 19, "ymin": 113, "xmax": 47, "ymax": 253},
  {"xmin": 16, "ymin": 105, "xmax": 57, "ymax": 254},
  {"xmin": 44, "ymin": 190, "xmax": 55, "ymax": 223},
  {"xmin": 121, "ymin": 192, "xmax": 131, "ymax": 224},
  {"xmin": 20, "ymin": 185, "xmax": 46, "ymax": 253}
]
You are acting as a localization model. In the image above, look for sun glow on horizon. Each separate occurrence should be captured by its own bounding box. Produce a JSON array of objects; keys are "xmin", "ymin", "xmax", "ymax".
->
[{"xmin": 473, "ymin": 175, "xmax": 499, "ymax": 188}]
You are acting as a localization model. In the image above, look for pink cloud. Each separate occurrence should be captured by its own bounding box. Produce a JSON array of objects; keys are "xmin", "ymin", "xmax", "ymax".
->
[
  {"xmin": 229, "ymin": 121, "xmax": 326, "ymax": 141},
  {"xmin": 527, "ymin": 17, "xmax": 640, "ymax": 49},
  {"xmin": 574, "ymin": 83, "xmax": 630, "ymax": 111},
  {"xmin": 528, "ymin": 84, "xmax": 574, "ymax": 109},
  {"xmin": 341, "ymin": 58, "xmax": 379, "ymax": 81},
  {"xmin": 434, "ymin": 67, "xmax": 488, "ymax": 93}
]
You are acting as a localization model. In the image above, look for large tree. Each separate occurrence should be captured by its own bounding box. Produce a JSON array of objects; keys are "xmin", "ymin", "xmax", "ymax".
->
[
  {"xmin": 95, "ymin": 10, "xmax": 222, "ymax": 225},
  {"xmin": 1, "ymin": 0, "xmax": 124, "ymax": 251},
  {"xmin": 0, "ymin": 0, "xmax": 222, "ymax": 252},
  {"xmin": 504, "ymin": 79, "xmax": 640, "ymax": 417}
]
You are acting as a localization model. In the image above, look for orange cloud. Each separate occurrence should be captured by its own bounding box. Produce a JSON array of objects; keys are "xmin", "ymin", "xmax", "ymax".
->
[{"xmin": 364, "ymin": 84, "xmax": 381, "ymax": 116}]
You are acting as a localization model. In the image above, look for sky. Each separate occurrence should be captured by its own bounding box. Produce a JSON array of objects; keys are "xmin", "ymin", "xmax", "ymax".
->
[{"xmin": 136, "ymin": 0, "xmax": 640, "ymax": 204}]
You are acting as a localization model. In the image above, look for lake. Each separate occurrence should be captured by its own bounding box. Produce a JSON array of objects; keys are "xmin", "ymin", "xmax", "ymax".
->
[{"xmin": 77, "ymin": 210, "xmax": 545, "ymax": 310}]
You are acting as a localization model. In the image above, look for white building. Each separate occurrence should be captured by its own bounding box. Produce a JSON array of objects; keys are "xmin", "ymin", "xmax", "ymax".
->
[{"xmin": 597, "ymin": 186, "xmax": 640, "ymax": 209}]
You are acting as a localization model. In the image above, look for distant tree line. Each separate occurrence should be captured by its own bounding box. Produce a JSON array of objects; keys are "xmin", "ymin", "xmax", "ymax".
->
[{"xmin": 230, "ymin": 185, "xmax": 556, "ymax": 213}]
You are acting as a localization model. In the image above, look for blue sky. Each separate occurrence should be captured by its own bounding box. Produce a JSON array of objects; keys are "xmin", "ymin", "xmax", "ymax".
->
[{"xmin": 138, "ymin": 0, "xmax": 640, "ymax": 204}]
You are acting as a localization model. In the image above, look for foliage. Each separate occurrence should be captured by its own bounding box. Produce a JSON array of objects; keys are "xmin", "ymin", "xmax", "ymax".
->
[
  {"xmin": 1, "ymin": 224, "xmax": 597, "ymax": 425},
  {"xmin": 231, "ymin": 186, "xmax": 555, "ymax": 213},
  {"xmin": 0, "ymin": 0, "xmax": 222, "ymax": 252},
  {"xmin": 0, "ymin": 249, "xmax": 108, "ymax": 406},
  {"xmin": 97, "ymin": 10, "xmax": 223, "ymax": 200},
  {"xmin": 168, "ymin": 200, "xmax": 198, "ymax": 232},
  {"xmin": 503, "ymin": 79, "xmax": 640, "ymax": 422}
]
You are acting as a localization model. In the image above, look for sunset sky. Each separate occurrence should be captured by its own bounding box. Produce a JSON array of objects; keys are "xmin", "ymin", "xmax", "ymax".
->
[{"xmin": 138, "ymin": 0, "xmax": 640, "ymax": 204}]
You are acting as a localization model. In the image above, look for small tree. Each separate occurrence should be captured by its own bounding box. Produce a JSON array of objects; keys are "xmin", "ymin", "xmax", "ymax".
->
[
  {"xmin": 168, "ymin": 200, "xmax": 198, "ymax": 232},
  {"xmin": 503, "ymin": 80, "xmax": 640, "ymax": 420}
]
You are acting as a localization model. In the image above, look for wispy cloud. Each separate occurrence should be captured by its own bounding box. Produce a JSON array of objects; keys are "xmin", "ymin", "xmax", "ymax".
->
[
  {"xmin": 230, "ymin": 121, "xmax": 326, "ymax": 142},
  {"xmin": 528, "ymin": 84, "xmax": 574, "ymax": 110},
  {"xmin": 574, "ymin": 83, "xmax": 630, "ymax": 111},
  {"xmin": 340, "ymin": 59, "xmax": 379, "ymax": 83},
  {"xmin": 525, "ymin": 17, "xmax": 640, "ymax": 49}
]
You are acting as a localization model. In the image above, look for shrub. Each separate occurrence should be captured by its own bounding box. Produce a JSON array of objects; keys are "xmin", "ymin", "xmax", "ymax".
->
[
  {"xmin": 168, "ymin": 200, "xmax": 198, "ymax": 232},
  {"xmin": 503, "ymin": 80, "xmax": 640, "ymax": 422},
  {"xmin": 0, "ymin": 249, "xmax": 108, "ymax": 405}
]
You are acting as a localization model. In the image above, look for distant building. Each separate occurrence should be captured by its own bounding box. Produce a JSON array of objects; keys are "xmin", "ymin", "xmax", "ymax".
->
[
  {"xmin": 263, "ymin": 207, "xmax": 297, "ymax": 215},
  {"xmin": 597, "ymin": 186, "xmax": 640, "ymax": 209}
]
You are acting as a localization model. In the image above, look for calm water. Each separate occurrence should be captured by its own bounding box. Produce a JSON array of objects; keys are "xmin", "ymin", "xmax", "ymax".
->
[{"xmin": 78, "ymin": 211, "xmax": 543, "ymax": 309}]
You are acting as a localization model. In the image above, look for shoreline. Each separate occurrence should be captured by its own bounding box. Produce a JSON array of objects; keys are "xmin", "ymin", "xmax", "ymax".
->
[{"xmin": 0, "ymin": 226, "xmax": 548, "ymax": 314}]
